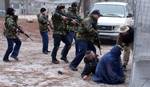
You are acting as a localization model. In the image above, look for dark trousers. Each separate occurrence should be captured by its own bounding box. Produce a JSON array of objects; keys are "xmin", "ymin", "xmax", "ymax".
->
[
  {"xmin": 51, "ymin": 34, "xmax": 71, "ymax": 61},
  {"xmin": 66, "ymin": 31, "xmax": 76, "ymax": 44},
  {"xmin": 40, "ymin": 31, "xmax": 49, "ymax": 52},
  {"xmin": 70, "ymin": 40, "xmax": 96, "ymax": 68},
  {"xmin": 62, "ymin": 31, "xmax": 76, "ymax": 56},
  {"xmin": 3, "ymin": 37, "xmax": 22, "ymax": 60}
]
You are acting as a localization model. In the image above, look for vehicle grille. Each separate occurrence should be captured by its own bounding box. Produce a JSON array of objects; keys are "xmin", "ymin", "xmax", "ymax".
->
[{"xmin": 98, "ymin": 26, "xmax": 115, "ymax": 30}]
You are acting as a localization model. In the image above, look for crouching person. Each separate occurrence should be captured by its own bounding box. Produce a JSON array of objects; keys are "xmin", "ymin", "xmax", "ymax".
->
[
  {"xmin": 117, "ymin": 26, "xmax": 134, "ymax": 70},
  {"xmin": 92, "ymin": 45, "xmax": 125, "ymax": 84},
  {"xmin": 81, "ymin": 51, "xmax": 99, "ymax": 80}
]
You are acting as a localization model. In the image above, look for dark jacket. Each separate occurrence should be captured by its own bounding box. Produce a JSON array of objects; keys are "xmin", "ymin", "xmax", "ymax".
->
[
  {"xmin": 92, "ymin": 45, "xmax": 125, "ymax": 84},
  {"xmin": 81, "ymin": 58, "xmax": 99, "ymax": 77}
]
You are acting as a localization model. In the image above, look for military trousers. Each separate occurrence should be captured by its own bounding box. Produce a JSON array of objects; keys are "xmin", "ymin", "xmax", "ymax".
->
[
  {"xmin": 3, "ymin": 37, "xmax": 22, "ymax": 60},
  {"xmin": 51, "ymin": 34, "xmax": 71, "ymax": 61},
  {"xmin": 62, "ymin": 31, "xmax": 77, "ymax": 56},
  {"xmin": 123, "ymin": 43, "xmax": 133, "ymax": 66}
]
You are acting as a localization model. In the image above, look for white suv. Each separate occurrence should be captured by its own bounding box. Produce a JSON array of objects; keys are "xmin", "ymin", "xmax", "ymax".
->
[{"xmin": 91, "ymin": 2, "xmax": 134, "ymax": 41}]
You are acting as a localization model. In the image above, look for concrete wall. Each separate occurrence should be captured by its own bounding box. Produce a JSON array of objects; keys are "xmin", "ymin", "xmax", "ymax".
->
[{"xmin": 129, "ymin": 0, "xmax": 150, "ymax": 87}]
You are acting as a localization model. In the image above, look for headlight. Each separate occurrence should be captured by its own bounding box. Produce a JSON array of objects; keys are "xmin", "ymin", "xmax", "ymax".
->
[
  {"xmin": 114, "ymin": 25, "xmax": 121, "ymax": 32},
  {"xmin": 114, "ymin": 25, "xmax": 129, "ymax": 33}
]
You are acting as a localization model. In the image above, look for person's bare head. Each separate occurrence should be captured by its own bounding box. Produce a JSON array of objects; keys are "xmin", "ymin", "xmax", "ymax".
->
[{"xmin": 84, "ymin": 51, "xmax": 98, "ymax": 63}]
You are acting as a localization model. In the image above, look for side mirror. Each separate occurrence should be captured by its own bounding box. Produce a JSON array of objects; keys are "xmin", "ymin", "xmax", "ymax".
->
[{"xmin": 127, "ymin": 13, "xmax": 133, "ymax": 18}]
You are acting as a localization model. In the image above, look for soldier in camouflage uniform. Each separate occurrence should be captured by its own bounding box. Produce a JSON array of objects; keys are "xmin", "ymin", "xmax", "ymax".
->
[
  {"xmin": 3, "ymin": 8, "xmax": 22, "ymax": 62},
  {"xmin": 37, "ymin": 8, "xmax": 50, "ymax": 54},
  {"xmin": 61, "ymin": 2, "xmax": 82, "ymax": 56},
  {"xmin": 117, "ymin": 26, "xmax": 134, "ymax": 70},
  {"xmin": 51, "ymin": 4, "xmax": 71, "ymax": 64},
  {"xmin": 69, "ymin": 10, "xmax": 101, "ymax": 71}
]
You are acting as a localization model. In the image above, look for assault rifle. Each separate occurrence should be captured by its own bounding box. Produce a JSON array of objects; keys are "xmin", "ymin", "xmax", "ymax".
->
[
  {"xmin": 90, "ymin": 26, "xmax": 102, "ymax": 55},
  {"xmin": 16, "ymin": 26, "xmax": 33, "ymax": 41}
]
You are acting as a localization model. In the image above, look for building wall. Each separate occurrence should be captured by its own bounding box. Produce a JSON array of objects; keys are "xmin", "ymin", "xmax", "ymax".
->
[
  {"xmin": 10, "ymin": 0, "xmax": 78, "ymax": 15},
  {"xmin": 129, "ymin": 0, "xmax": 150, "ymax": 87}
]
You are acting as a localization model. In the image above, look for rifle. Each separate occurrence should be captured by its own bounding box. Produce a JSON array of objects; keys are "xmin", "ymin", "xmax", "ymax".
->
[
  {"xmin": 94, "ymin": 31, "xmax": 102, "ymax": 55},
  {"xmin": 90, "ymin": 26, "xmax": 102, "ymax": 55},
  {"xmin": 16, "ymin": 26, "xmax": 33, "ymax": 41},
  {"xmin": 13, "ymin": 15, "xmax": 33, "ymax": 41}
]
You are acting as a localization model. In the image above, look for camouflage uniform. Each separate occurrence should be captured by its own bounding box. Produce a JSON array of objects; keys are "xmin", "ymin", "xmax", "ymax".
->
[
  {"xmin": 3, "ymin": 15, "xmax": 22, "ymax": 62},
  {"xmin": 4, "ymin": 15, "xmax": 18, "ymax": 38},
  {"xmin": 62, "ymin": 7, "xmax": 82, "ymax": 56},
  {"xmin": 69, "ymin": 17, "xmax": 97, "ymax": 70},
  {"xmin": 51, "ymin": 11, "xmax": 67, "ymax": 35},
  {"xmin": 76, "ymin": 17, "xmax": 96, "ymax": 42},
  {"xmin": 122, "ymin": 45, "xmax": 132, "ymax": 67},
  {"xmin": 117, "ymin": 26, "xmax": 134, "ymax": 69},
  {"xmin": 66, "ymin": 8, "xmax": 81, "ymax": 33},
  {"xmin": 51, "ymin": 8, "xmax": 71, "ymax": 63},
  {"xmin": 37, "ymin": 14, "xmax": 49, "ymax": 32},
  {"xmin": 37, "ymin": 13, "xmax": 49, "ymax": 54}
]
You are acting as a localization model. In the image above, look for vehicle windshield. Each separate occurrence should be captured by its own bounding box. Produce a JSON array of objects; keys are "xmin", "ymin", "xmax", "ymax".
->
[{"xmin": 92, "ymin": 4, "xmax": 126, "ymax": 18}]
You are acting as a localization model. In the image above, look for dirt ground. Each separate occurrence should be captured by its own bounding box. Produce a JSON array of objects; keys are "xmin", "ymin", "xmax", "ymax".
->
[{"xmin": 0, "ymin": 17, "xmax": 131, "ymax": 87}]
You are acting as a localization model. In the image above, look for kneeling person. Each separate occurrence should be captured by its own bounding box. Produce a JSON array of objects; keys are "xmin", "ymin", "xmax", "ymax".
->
[
  {"xmin": 92, "ymin": 45, "xmax": 125, "ymax": 84},
  {"xmin": 81, "ymin": 51, "xmax": 99, "ymax": 80}
]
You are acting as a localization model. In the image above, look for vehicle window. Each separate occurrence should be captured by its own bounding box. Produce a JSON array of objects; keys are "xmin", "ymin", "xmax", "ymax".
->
[{"xmin": 92, "ymin": 4, "xmax": 126, "ymax": 18}]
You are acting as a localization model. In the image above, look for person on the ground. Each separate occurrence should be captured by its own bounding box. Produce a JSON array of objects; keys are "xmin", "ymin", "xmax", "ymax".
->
[
  {"xmin": 92, "ymin": 45, "xmax": 125, "ymax": 84},
  {"xmin": 81, "ymin": 51, "xmax": 99, "ymax": 80}
]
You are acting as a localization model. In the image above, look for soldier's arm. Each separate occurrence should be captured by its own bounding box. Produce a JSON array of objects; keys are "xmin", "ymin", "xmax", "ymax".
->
[
  {"xmin": 54, "ymin": 12, "xmax": 63, "ymax": 20},
  {"xmin": 38, "ymin": 15, "xmax": 48, "ymax": 24},
  {"xmin": 55, "ymin": 12, "xmax": 68, "ymax": 21}
]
